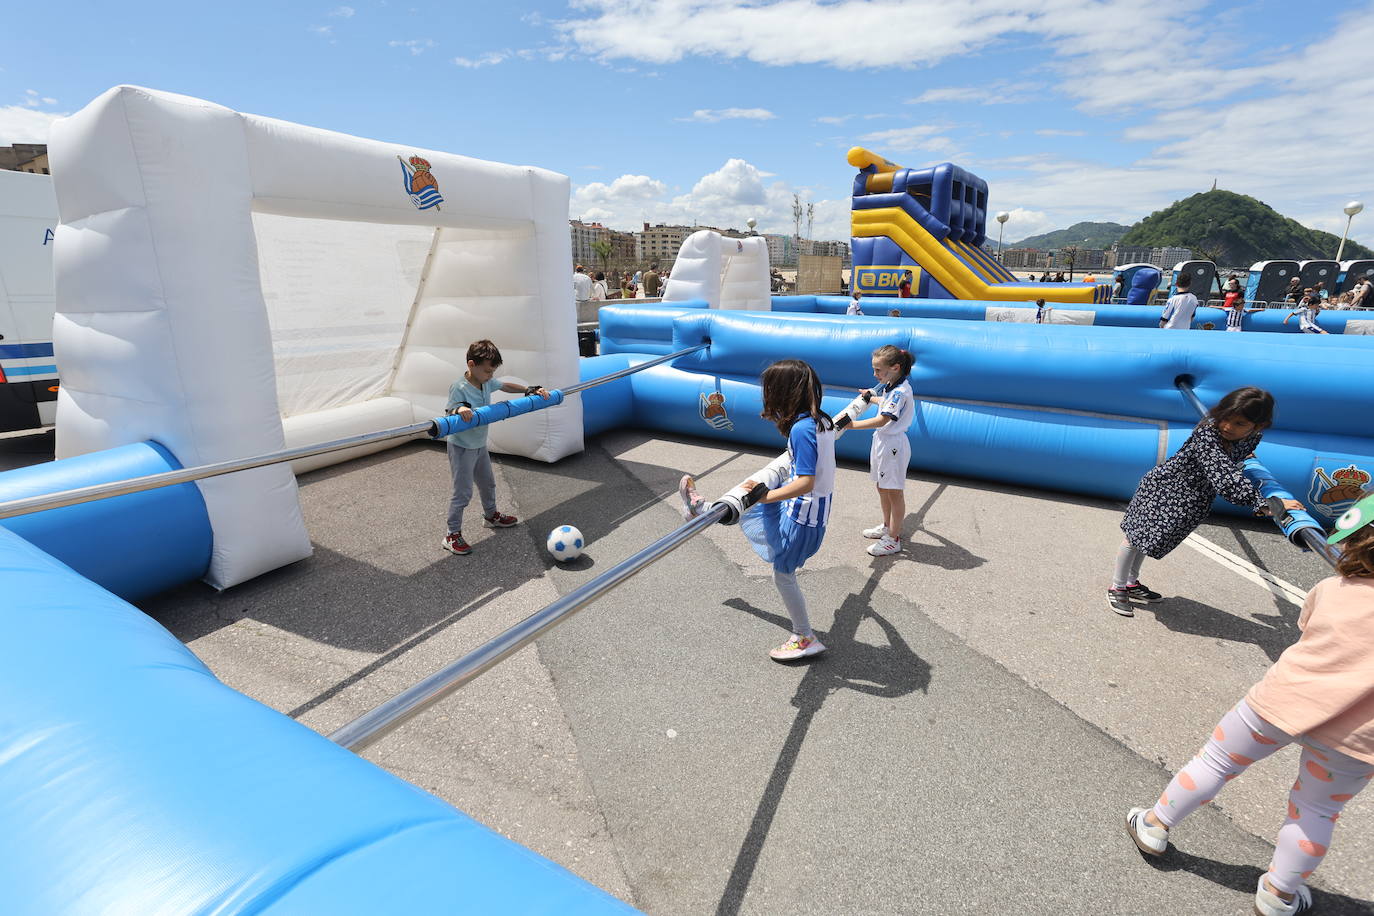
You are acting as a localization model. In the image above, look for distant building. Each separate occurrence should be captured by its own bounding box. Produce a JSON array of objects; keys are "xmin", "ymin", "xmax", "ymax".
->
[
  {"xmin": 0, "ymin": 143, "xmax": 49, "ymax": 174},
  {"xmin": 569, "ymin": 219, "xmax": 607, "ymax": 268},
  {"xmin": 1001, "ymin": 247, "xmax": 1042, "ymax": 270},
  {"xmin": 1114, "ymin": 245, "xmax": 1153, "ymax": 266},
  {"xmin": 809, "ymin": 239, "xmax": 852, "ymax": 267},
  {"xmin": 638, "ymin": 223, "xmax": 692, "ymax": 266},
  {"xmin": 1152, "ymin": 246, "xmax": 1193, "ymax": 268}
]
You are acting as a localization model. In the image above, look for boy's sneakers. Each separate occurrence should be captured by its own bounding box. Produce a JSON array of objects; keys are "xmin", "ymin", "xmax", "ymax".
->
[
  {"xmin": 1254, "ymin": 876, "xmax": 1312, "ymax": 916},
  {"xmin": 862, "ymin": 524, "xmax": 889, "ymax": 539},
  {"xmin": 678, "ymin": 475, "xmax": 706, "ymax": 518},
  {"xmin": 1107, "ymin": 588, "xmax": 1136, "ymax": 617},
  {"xmin": 483, "ymin": 510, "xmax": 518, "ymax": 528},
  {"xmin": 441, "ymin": 533, "xmax": 472, "ymax": 556},
  {"xmin": 1125, "ymin": 807, "xmax": 1169, "ymax": 856},
  {"xmin": 867, "ymin": 536, "xmax": 901, "ymax": 557},
  {"xmin": 769, "ymin": 634, "xmax": 827, "ymax": 661},
  {"xmin": 1123, "ymin": 582, "xmax": 1162, "ymax": 603}
]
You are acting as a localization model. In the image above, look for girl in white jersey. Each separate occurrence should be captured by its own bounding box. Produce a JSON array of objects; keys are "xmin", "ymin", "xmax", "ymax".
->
[
  {"xmin": 848, "ymin": 345, "xmax": 916, "ymax": 557},
  {"xmin": 679, "ymin": 360, "xmax": 837, "ymax": 661}
]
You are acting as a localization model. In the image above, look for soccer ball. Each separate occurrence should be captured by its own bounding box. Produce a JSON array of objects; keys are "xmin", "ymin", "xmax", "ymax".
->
[{"xmin": 546, "ymin": 525, "xmax": 584, "ymax": 562}]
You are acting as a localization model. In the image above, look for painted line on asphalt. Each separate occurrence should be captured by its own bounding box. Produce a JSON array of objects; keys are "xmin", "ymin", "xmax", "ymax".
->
[{"xmin": 1183, "ymin": 532, "xmax": 1309, "ymax": 607}]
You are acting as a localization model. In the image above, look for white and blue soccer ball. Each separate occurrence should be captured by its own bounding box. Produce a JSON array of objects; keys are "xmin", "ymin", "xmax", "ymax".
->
[{"xmin": 546, "ymin": 525, "xmax": 584, "ymax": 562}]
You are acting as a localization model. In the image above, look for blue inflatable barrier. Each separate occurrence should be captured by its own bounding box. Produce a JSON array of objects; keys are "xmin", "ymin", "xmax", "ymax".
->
[
  {"xmin": 0, "ymin": 523, "xmax": 639, "ymax": 915},
  {"xmin": 581, "ymin": 309, "xmax": 1374, "ymax": 524},
  {"xmin": 0, "ymin": 440, "xmax": 211, "ymax": 601},
  {"xmin": 604, "ymin": 296, "xmax": 1374, "ymax": 335}
]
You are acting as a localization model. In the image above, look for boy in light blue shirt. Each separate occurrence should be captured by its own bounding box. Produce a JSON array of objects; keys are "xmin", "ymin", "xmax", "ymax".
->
[{"xmin": 442, "ymin": 339, "xmax": 549, "ymax": 556}]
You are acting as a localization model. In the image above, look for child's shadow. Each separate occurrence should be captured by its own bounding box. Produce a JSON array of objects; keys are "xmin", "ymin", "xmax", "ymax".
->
[
  {"xmin": 1142, "ymin": 847, "xmax": 1374, "ymax": 914},
  {"xmin": 1141, "ymin": 597, "xmax": 1299, "ymax": 662},
  {"xmin": 715, "ymin": 566, "xmax": 931, "ymax": 915}
]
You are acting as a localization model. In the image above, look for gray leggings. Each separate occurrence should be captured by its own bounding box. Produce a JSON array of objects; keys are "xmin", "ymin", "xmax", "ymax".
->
[
  {"xmin": 1112, "ymin": 540, "xmax": 1147, "ymax": 589},
  {"xmin": 447, "ymin": 442, "xmax": 497, "ymax": 534},
  {"xmin": 773, "ymin": 569, "xmax": 814, "ymax": 638}
]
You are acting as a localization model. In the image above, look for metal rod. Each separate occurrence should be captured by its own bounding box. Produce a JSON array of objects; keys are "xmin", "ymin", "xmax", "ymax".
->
[
  {"xmin": 1174, "ymin": 378, "xmax": 1340, "ymax": 569},
  {"xmin": 561, "ymin": 342, "xmax": 706, "ymax": 396},
  {"xmin": 329, "ymin": 502, "xmax": 730, "ymax": 751},
  {"xmin": 0, "ymin": 343, "xmax": 710, "ymax": 521}
]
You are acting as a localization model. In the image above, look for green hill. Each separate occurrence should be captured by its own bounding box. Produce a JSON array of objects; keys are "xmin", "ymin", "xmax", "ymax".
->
[
  {"xmin": 1010, "ymin": 221, "xmax": 1130, "ymax": 250},
  {"xmin": 1117, "ymin": 190, "xmax": 1372, "ymax": 266}
]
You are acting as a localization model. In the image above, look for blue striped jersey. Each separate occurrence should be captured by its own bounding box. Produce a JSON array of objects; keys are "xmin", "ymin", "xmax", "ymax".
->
[{"xmin": 785, "ymin": 415, "xmax": 836, "ymax": 528}]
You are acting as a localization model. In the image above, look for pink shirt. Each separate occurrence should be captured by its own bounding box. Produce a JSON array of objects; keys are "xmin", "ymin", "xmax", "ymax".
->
[{"xmin": 1246, "ymin": 576, "xmax": 1374, "ymax": 764}]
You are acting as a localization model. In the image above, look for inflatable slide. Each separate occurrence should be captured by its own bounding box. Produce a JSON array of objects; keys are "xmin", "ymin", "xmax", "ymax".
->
[{"xmin": 847, "ymin": 148, "xmax": 1110, "ymax": 304}]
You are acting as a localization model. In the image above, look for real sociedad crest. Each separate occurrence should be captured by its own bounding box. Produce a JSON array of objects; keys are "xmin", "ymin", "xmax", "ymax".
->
[
  {"xmin": 699, "ymin": 391, "xmax": 733, "ymax": 431},
  {"xmin": 1308, "ymin": 463, "xmax": 1372, "ymax": 519},
  {"xmin": 398, "ymin": 155, "xmax": 443, "ymax": 211}
]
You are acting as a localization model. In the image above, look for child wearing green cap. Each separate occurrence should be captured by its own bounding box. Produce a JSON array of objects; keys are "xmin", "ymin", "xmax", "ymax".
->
[{"xmin": 1125, "ymin": 490, "xmax": 1374, "ymax": 916}]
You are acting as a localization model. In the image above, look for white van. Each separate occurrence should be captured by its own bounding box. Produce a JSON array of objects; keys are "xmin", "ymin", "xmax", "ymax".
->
[{"xmin": 0, "ymin": 170, "xmax": 58, "ymax": 434}]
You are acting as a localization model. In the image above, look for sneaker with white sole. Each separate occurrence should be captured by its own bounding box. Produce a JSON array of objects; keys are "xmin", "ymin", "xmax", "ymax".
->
[
  {"xmin": 769, "ymin": 634, "xmax": 827, "ymax": 661},
  {"xmin": 1254, "ymin": 876, "xmax": 1312, "ymax": 916},
  {"xmin": 483, "ymin": 510, "xmax": 518, "ymax": 528},
  {"xmin": 441, "ymin": 532, "xmax": 472, "ymax": 556},
  {"xmin": 1107, "ymin": 588, "xmax": 1136, "ymax": 617},
  {"xmin": 867, "ymin": 536, "xmax": 901, "ymax": 557},
  {"xmin": 862, "ymin": 524, "xmax": 889, "ymax": 539},
  {"xmin": 1123, "ymin": 582, "xmax": 1163, "ymax": 602},
  {"xmin": 1125, "ymin": 807, "xmax": 1168, "ymax": 856},
  {"xmin": 678, "ymin": 475, "xmax": 706, "ymax": 519}
]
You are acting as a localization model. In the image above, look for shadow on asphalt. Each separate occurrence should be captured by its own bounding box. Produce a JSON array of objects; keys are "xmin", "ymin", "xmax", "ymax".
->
[
  {"xmin": 1139, "ymin": 597, "xmax": 1300, "ymax": 662},
  {"xmin": 1140, "ymin": 846, "xmax": 1374, "ymax": 915},
  {"xmin": 715, "ymin": 564, "xmax": 934, "ymax": 914}
]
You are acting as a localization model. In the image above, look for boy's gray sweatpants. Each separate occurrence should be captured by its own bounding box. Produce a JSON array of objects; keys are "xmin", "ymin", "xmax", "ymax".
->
[{"xmin": 447, "ymin": 441, "xmax": 497, "ymax": 534}]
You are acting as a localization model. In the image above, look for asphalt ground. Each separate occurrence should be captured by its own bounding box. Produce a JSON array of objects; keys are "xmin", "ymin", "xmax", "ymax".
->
[{"xmin": 1, "ymin": 426, "xmax": 1371, "ymax": 914}]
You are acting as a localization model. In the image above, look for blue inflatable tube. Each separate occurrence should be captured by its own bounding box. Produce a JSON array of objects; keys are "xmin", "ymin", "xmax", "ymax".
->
[
  {"xmin": 0, "ymin": 440, "xmax": 211, "ymax": 601},
  {"xmin": 628, "ymin": 297, "xmax": 1373, "ymax": 334},
  {"xmin": 431, "ymin": 389, "xmax": 567, "ymax": 439},
  {"xmin": 0, "ymin": 524, "xmax": 638, "ymax": 915},
  {"xmin": 579, "ymin": 310, "xmax": 1374, "ymax": 524}
]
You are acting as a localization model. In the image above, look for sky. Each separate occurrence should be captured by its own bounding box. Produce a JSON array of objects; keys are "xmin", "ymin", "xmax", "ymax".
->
[{"xmin": 4, "ymin": 0, "xmax": 1373, "ymax": 247}]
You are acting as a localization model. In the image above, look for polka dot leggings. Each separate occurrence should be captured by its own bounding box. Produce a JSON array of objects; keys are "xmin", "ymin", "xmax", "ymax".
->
[{"xmin": 1152, "ymin": 699, "xmax": 1374, "ymax": 894}]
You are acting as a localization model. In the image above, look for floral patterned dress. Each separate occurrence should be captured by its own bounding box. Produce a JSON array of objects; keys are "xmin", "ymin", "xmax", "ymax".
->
[{"xmin": 1121, "ymin": 421, "xmax": 1266, "ymax": 558}]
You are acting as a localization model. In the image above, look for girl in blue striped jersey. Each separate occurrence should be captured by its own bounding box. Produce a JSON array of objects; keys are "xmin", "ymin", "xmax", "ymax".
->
[{"xmin": 680, "ymin": 359, "xmax": 837, "ymax": 661}]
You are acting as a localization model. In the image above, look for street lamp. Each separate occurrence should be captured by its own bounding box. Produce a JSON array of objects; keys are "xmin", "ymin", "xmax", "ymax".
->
[
  {"xmin": 1336, "ymin": 201, "xmax": 1364, "ymax": 261},
  {"xmin": 995, "ymin": 211, "xmax": 1010, "ymax": 261}
]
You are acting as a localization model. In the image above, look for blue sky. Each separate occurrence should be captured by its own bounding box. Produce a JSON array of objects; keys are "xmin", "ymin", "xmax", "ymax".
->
[{"xmin": 4, "ymin": 1, "xmax": 1373, "ymax": 246}]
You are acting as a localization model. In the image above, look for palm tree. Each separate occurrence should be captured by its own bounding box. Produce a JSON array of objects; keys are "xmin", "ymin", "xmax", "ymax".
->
[{"xmin": 591, "ymin": 240, "xmax": 612, "ymax": 284}]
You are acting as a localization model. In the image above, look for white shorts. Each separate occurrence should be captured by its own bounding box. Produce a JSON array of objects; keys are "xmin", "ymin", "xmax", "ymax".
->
[{"xmin": 870, "ymin": 435, "xmax": 910, "ymax": 489}]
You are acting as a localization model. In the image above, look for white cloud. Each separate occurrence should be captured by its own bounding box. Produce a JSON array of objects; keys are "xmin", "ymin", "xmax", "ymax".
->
[
  {"xmin": 571, "ymin": 159, "xmax": 851, "ymax": 242},
  {"xmin": 309, "ymin": 24, "xmax": 333, "ymax": 36},
  {"xmin": 858, "ymin": 123, "xmax": 955, "ymax": 154},
  {"xmin": 0, "ymin": 99, "xmax": 66, "ymax": 144},
  {"xmin": 390, "ymin": 38, "xmax": 435, "ymax": 55},
  {"xmin": 553, "ymin": 1, "xmax": 1033, "ymax": 69},
  {"xmin": 678, "ymin": 107, "xmax": 776, "ymax": 123},
  {"xmin": 1034, "ymin": 129, "xmax": 1085, "ymax": 137},
  {"xmin": 454, "ymin": 51, "xmax": 510, "ymax": 68},
  {"xmin": 816, "ymin": 115, "xmax": 851, "ymax": 125},
  {"xmin": 329, "ymin": 5, "xmax": 355, "ymax": 17}
]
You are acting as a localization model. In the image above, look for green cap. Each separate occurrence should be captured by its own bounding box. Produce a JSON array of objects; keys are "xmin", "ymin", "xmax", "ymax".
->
[{"xmin": 1327, "ymin": 491, "xmax": 1374, "ymax": 545}]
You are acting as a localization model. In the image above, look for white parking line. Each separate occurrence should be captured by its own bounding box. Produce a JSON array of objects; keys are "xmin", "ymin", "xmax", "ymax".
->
[{"xmin": 1183, "ymin": 532, "xmax": 1310, "ymax": 607}]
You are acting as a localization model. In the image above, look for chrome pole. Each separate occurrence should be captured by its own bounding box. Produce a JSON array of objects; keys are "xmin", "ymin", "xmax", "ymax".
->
[
  {"xmin": 1174, "ymin": 378, "xmax": 1339, "ymax": 569},
  {"xmin": 330, "ymin": 502, "xmax": 730, "ymax": 752},
  {"xmin": 0, "ymin": 343, "xmax": 709, "ymax": 521}
]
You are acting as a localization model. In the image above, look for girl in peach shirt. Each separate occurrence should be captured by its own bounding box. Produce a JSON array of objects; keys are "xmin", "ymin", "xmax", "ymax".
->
[{"xmin": 1125, "ymin": 492, "xmax": 1374, "ymax": 916}]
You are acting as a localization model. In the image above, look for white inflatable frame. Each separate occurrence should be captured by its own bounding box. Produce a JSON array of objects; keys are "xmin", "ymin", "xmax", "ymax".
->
[
  {"xmin": 662, "ymin": 230, "xmax": 770, "ymax": 310},
  {"xmin": 50, "ymin": 86, "xmax": 581, "ymax": 589}
]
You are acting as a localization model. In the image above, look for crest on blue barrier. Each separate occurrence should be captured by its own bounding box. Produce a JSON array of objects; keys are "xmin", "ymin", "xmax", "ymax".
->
[
  {"xmin": 1308, "ymin": 463, "xmax": 1371, "ymax": 519},
  {"xmin": 699, "ymin": 391, "xmax": 733, "ymax": 431}
]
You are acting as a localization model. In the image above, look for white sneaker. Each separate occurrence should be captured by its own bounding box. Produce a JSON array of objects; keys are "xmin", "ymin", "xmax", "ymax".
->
[
  {"xmin": 768, "ymin": 634, "xmax": 826, "ymax": 661},
  {"xmin": 862, "ymin": 524, "xmax": 889, "ymax": 539},
  {"xmin": 678, "ymin": 475, "xmax": 705, "ymax": 519},
  {"xmin": 1125, "ymin": 807, "xmax": 1168, "ymax": 857},
  {"xmin": 1254, "ymin": 876, "xmax": 1312, "ymax": 916},
  {"xmin": 867, "ymin": 536, "xmax": 901, "ymax": 557}
]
